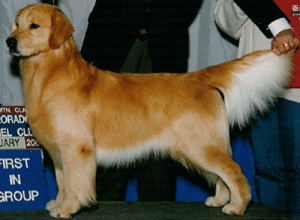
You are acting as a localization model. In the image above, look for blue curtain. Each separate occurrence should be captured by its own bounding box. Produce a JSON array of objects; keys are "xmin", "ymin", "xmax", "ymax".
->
[{"xmin": 252, "ymin": 99, "xmax": 300, "ymax": 219}]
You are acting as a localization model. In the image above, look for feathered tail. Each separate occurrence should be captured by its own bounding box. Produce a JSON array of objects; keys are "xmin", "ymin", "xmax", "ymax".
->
[{"xmin": 205, "ymin": 50, "xmax": 295, "ymax": 127}]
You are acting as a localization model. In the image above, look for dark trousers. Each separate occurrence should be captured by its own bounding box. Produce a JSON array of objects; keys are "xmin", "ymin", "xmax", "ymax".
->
[{"xmin": 251, "ymin": 99, "xmax": 300, "ymax": 219}]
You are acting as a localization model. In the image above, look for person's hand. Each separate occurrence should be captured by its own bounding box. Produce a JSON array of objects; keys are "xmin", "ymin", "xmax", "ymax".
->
[{"xmin": 272, "ymin": 29, "xmax": 297, "ymax": 55}]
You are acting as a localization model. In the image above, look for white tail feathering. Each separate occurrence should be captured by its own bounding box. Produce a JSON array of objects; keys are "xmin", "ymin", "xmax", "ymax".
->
[{"xmin": 223, "ymin": 51, "xmax": 294, "ymax": 127}]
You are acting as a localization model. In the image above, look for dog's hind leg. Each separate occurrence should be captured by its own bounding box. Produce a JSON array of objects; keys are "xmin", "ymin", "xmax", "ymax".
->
[
  {"xmin": 49, "ymin": 141, "xmax": 97, "ymax": 218},
  {"xmin": 188, "ymin": 145, "xmax": 251, "ymax": 215}
]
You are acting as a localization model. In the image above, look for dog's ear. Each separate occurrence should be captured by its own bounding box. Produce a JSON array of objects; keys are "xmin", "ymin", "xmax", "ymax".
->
[{"xmin": 49, "ymin": 8, "xmax": 74, "ymax": 49}]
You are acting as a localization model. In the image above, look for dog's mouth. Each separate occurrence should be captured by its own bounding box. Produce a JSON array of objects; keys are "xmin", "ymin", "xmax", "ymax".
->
[
  {"xmin": 9, "ymin": 49, "xmax": 22, "ymax": 57},
  {"xmin": 8, "ymin": 47, "xmax": 31, "ymax": 58}
]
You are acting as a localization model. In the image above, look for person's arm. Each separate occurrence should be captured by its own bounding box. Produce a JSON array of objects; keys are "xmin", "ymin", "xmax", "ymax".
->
[
  {"xmin": 233, "ymin": 0, "xmax": 288, "ymax": 37},
  {"xmin": 234, "ymin": 0, "xmax": 297, "ymax": 55}
]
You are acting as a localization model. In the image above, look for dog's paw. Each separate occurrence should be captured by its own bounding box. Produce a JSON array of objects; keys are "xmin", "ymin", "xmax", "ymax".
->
[
  {"xmin": 50, "ymin": 208, "xmax": 71, "ymax": 218},
  {"xmin": 48, "ymin": 200, "xmax": 81, "ymax": 219},
  {"xmin": 222, "ymin": 203, "xmax": 246, "ymax": 215},
  {"xmin": 46, "ymin": 200, "xmax": 58, "ymax": 211},
  {"xmin": 205, "ymin": 196, "xmax": 228, "ymax": 207},
  {"xmin": 49, "ymin": 204, "xmax": 78, "ymax": 219}
]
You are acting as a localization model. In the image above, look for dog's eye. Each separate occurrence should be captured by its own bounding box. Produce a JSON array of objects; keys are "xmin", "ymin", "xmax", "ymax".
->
[{"xmin": 30, "ymin": 23, "xmax": 40, "ymax": 29}]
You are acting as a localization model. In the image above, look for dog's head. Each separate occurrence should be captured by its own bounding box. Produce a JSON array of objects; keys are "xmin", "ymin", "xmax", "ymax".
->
[{"xmin": 6, "ymin": 4, "xmax": 74, "ymax": 57}]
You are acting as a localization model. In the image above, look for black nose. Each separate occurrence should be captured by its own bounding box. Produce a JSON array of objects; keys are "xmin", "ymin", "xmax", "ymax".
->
[{"xmin": 6, "ymin": 37, "xmax": 18, "ymax": 50}]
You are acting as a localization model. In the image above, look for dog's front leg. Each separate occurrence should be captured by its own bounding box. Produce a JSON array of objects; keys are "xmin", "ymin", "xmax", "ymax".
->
[
  {"xmin": 48, "ymin": 143, "xmax": 97, "ymax": 218},
  {"xmin": 46, "ymin": 165, "xmax": 64, "ymax": 212}
]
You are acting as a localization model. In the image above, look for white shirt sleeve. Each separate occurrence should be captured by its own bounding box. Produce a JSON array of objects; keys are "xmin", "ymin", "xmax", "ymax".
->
[{"xmin": 268, "ymin": 17, "xmax": 292, "ymax": 37}]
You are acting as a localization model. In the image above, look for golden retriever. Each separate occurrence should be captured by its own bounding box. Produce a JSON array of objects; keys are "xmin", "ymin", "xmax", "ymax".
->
[{"xmin": 6, "ymin": 3, "xmax": 296, "ymax": 218}]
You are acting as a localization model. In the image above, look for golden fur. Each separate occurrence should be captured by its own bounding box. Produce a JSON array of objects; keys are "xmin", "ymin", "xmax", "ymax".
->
[{"xmin": 7, "ymin": 4, "xmax": 295, "ymax": 218}]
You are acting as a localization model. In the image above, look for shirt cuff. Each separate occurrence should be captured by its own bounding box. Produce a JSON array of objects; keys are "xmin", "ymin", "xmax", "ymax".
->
[{"xmin": 268, "ymin": 17, "xmax": 292, "ymax": 37}]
